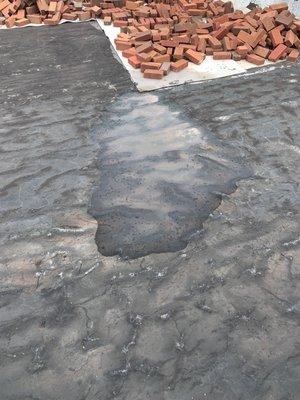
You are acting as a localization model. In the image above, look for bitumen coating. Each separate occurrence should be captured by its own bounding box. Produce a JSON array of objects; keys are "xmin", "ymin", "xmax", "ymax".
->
[{"xmin": 0, "ymin": 22, "xmax": 299, "ymax": 400}]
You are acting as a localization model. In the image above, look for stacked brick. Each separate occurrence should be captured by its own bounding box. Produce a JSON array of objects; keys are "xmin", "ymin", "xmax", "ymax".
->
[{"xmin": 0, "ymin": 0, "xmax": 299, "ymax": 79}]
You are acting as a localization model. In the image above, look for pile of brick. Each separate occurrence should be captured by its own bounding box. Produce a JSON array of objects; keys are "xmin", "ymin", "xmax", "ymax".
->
[{"xmin": 1, "ymin": 0, "xmax": 299, "ymax": 79}]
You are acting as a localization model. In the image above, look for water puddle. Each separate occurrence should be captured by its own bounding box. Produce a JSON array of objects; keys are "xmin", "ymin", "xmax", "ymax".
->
[{"xmin": 89, "ymin": 93, "xmax": 251, "ymax": 259}]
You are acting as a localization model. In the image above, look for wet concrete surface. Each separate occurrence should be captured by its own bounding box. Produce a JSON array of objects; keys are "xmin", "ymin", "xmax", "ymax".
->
[
  {"xmin": 0, "ymin": 22, "xmax": 300, "ymax": 400},
  {"xmin": 89, "ymin": 94, "xmax": 250, "ymax": 259}
]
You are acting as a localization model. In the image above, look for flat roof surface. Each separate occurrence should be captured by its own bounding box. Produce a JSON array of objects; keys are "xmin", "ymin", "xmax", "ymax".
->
[{"xmin": 0, "ymin": 22, "xmax": 299, "ymax": 400}]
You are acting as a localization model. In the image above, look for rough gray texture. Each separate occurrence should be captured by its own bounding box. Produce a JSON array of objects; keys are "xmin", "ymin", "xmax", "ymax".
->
[{"xmin": 0, "ymin": 22, "xmax": 300, "ymax": 400}]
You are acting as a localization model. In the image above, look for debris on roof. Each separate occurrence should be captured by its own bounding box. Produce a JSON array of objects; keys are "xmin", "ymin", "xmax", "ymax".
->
[{"xmin": 1, "ymin": 0, "xmax": 299, "ymax": 78}]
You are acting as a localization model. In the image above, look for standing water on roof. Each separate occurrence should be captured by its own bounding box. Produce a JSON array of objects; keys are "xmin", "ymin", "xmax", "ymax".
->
[{"xmin": 89, "ymin": 93, "xmax": 251, "ymax": 259}]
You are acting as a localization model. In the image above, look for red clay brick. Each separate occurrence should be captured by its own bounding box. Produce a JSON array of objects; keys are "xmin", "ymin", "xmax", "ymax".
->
[
  {"xmin": 140, "ymin": 62, "xmax": 162, "ymax": 72},
  {"xmin": 213, "ymin": 51, "xmax": 232, "ymax": 60},
  {"xmin": 1, "ymin": 0, "xmax": 299, "ymax": 80},
  {"xmin": 122, "ymin": 47, "xmax": 136, "ymax": 58},
  {"xmin": 128, "ymin": 55, "xmax": 141, "ymax": 68},
  {"xmin": 185, "ymin": 49, "xmax": 205, "ymax": 64},
  {"xmin": 268, "ymin": 43, "xmax": 287, "ymax": 61},
  {"xmin": 254, "ymin": 45, "xmax": 270, "ymax": 58},
  {"xmin": 287, "ymin": 48, "xmax": 299, "ymax": 61},
  {"xmin": 261, "ymin": 16, "xmax": 275, "ymax": 32},
  {"xmin": 236, "ymin": 45, "xmax": 249, "ymax": 55},
  {"xmin": 143, "ymin": 69, "xmax": 164, "ymax": 79},
  {"xmin": 153, "ymin": 54, "xmax": 171, "ymax": 63},
  {"xmin": 160, "ymin": 61, "xmax": 170, "ymax": 75},
  {"xmin": 170, "ymin": 59, "xmax": 188, "ymax": 72},
  {"xmin": 137, "ymin": 52, "xmax": 152, "ymax": 62},
  {"xmin": 269, "ymin": 27, "xmax": 284, "ymax": 47},
  {"xmin": 246, "ymin": 53, "xmax": 265, "ymax": 65}
]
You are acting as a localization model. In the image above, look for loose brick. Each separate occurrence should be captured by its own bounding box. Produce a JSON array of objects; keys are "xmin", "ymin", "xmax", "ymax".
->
[
  {"xmin": 143, "ymin": 69, "xmax": 164, "ymax": 79},
  {"xmin": 236, "ymin": 45, "xmax": 249, "ymax": 55},
  {"xmin": 128, "ymin": 55, "xmax": 141, "ymax": 68},
  {"xmin": 170, "ymin": 59, "xmax": 188, "ymax": 72},
  {"xmin": 122, "ymin": 47, "xmax": 136, "ymax": 58},
  {"xmin": 269, "ymin": 27, "xmax": 284, "ymax": 47},
  {"xmin": 137, "ymin": 52, "xmax": 152, "ymax": 62},
  {"xmin": 78, "ymin": 11, "xmax": 91, "ymax": 21},
  {"xmin": 207, "ymin": 35, "xmax": 222, "ymax": 49},
  {"xmin": 185, "ymin": 49, "xmax": 205, "ymax": 64},
  {"xmin": 213, "ymin": 51, "xmax": 231, "ymax": 60},
  {"xmin": 153, "ymin": 43, "xmax": 167, "ymax": 54},
  {"xmin": 270, "ymin": 2, "xmax": 288, "ymax": 12},
  {"xmin": 5, "ymin": 15, "xmax": 16, "ymax": 28},
  {"xmin": 261, "ymin": 16, "xmax": 275, "ymax": 32},
  {"xmin": 15, "ymin": 17, "xmax": 29, "ymax": 27},
  {"xmin": 254, "ymin": 45, "xmax": 270, "ymax": 58},
  {"xmin": 246, "ymin": 53, "xmax": 265, "ymax": 65},
  {"xmin": 287, "ymin": 48, "xmax": 299, "ymax": 61},
  {"xmin": 140, "ymin": 62, "xmax": 162, "ymax": 72},
  {"xmin": 268, "ymin": 43, "xmax": 287, "ymax": 61},
  {"xmin": 153, "ymin": 54, "xmax": 171, "ymax": 63},
  {"xmin": 27, "ymin": 14, "xmax": 42, "ymax": 24},
  {"xmin": 1, "ymin": 0, "xmax": 299, "ymax": 79},
  {"xmin": 62, "ymin": 13, "xmax": 77, "ymax": 21},
  {"xmin": 160, "ymin": 61, "xmax": 170, "ymax": 75}
]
